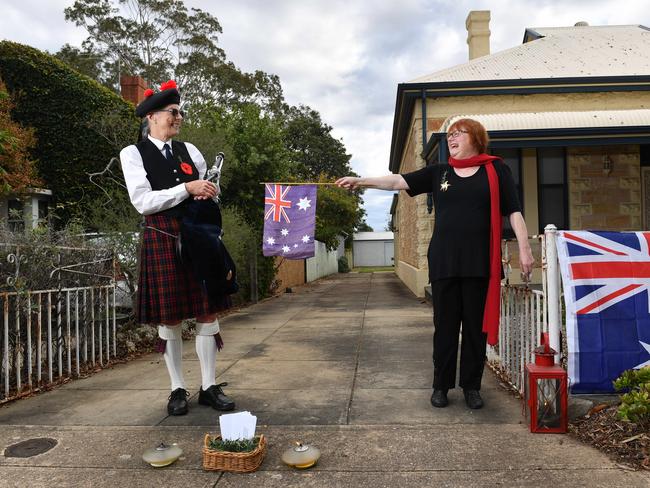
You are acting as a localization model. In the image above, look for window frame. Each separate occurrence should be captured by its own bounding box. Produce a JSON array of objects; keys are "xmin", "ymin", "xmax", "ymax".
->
[{"xmin": 536, "ymin": 146, "xmax": 568, "ymax": 233}]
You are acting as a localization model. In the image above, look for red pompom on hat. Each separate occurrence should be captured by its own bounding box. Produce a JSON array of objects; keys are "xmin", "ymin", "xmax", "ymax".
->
[
  {"xmin": 135, "ymin": 80, "xmax": 181, "ymax": 118},
  {"xmin": 159, "ymin": 80, "xmax": 178, "ymax": 91}
]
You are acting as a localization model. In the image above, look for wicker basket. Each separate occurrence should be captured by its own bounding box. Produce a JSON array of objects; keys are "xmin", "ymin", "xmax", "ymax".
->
[{"xmin": 202, "ymin": 434, "xmax": 267, "ymax": 472}]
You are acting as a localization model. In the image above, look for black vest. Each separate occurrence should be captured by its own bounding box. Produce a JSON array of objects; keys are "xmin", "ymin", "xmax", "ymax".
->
[{"xmin": 136, "ymin": 139, "xmax": 200, "ymax": 217}]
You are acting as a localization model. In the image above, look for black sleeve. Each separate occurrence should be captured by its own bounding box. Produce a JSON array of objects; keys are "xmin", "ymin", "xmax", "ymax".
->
[
  {"xmin": 497, "ymin": 162, "xmax": 522, "ymax": 216},
  {"xmin": 401, "ymin": 164, "xmax": 438, "ymax": 197}
]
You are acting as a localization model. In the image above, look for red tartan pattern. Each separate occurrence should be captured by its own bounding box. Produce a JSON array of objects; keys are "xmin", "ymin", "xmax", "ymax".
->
[{"xmin": 137, "ymin": 214, "xmax": 231, "ymax": 324}]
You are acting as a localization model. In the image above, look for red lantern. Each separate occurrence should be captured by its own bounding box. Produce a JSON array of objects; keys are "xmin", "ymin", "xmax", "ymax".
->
[{"xmin": 525, "ymin": 333, "xmax": 568, "ymax": 433}]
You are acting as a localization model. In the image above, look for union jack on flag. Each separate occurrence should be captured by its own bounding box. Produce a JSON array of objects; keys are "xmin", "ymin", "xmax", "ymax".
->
[
  {"xmin": 557, "ymin": 230, "xmax": 650, "ymax": 393},
  {"xmin": 265, "ymin": 184, "xmax": 292, "ymax": 223}
]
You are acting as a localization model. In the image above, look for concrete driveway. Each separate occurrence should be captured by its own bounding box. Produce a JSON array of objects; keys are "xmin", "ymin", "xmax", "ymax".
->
[{"xmin": 0, "ymin": 273, "xmax": 647, "ymax": 487}]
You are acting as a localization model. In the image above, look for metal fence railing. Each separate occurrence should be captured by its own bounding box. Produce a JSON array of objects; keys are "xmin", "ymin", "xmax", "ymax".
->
[
  {"xmin": 0, "ymin": 241, "xmax": 117, "ymax": 404},
  {"xmin": 488, "ymin": 225, "xmax": 565, "ymax": 395},
  {"xmin": 1, "ymin": 285, "xmax": 117, "ymax": 403}
]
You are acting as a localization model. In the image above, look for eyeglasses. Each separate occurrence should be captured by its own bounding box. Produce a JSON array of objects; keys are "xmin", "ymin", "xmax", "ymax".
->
[
  {"xmin": 447, "ymin": 129, "xmax": 468, "ymax": 140},
  {"xmin": 155, "ymin": 108, "xmax": 185, "ymax": 118}
]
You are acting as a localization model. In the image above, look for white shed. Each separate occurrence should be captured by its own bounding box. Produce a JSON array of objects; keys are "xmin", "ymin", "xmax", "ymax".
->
[{"xmin": 352, "ymin": 232, "xmax": 394, "ymax": 267}]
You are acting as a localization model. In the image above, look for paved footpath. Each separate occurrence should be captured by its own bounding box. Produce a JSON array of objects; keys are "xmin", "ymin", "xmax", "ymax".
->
[{"xmin": 0, "ymin": 273, "xmax": 648, "ymax": 487}]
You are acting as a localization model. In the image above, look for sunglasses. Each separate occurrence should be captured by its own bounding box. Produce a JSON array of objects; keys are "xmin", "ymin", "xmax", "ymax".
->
[{"xmin": 154, "ymin": 108, "xmax": 185, "ymax": 118}]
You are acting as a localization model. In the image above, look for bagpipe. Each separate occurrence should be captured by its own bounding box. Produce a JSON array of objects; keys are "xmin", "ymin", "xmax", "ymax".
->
[{"xmin": 178, "ymin": 152, "xmax": 239, "ymax": 302}]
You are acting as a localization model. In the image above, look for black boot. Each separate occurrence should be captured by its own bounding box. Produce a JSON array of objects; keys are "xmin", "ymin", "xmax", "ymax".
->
[
  {"xmin": 463, "ymin": 389, "xmax": 484, "ymax": 409},
  {"xmin": 167, "ymin": 388, "xmax": 189, "ymax": 416},
  {"xmin": 430, "ymin": 389, "xmax": 449, "ymax": 408},
  {"xmin": 199, "ymin": 382, "xmax": 235, "ymax": 411}
]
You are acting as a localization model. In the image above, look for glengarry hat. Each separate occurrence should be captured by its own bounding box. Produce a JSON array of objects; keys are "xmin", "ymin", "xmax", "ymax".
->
[{"xmin": 135, "ymin": 80, "xmax": 181, "ymax": 118}]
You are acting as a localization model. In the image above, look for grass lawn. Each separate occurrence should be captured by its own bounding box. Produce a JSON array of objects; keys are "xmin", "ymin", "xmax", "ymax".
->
[{"xmin": 352, "ymin": 266, "xmax": 395, "ymax": 273}]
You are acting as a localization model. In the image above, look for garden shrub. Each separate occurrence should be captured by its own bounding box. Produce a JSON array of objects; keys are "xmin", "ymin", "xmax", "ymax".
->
[{"xmin": 613, "ymin": 367, "xmax": 650, "ymax": 425}]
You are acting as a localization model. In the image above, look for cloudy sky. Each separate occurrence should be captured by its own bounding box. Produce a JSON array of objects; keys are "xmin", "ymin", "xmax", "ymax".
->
[{"xmin": 3, "ymin": 0, "xmax": 649, "ymax": 230}]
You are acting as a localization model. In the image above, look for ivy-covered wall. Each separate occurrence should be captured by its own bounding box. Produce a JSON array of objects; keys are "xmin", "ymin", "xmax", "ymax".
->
[{"xmin": 0, "ymin": 41, "xmax": 139, "ymax": 225}]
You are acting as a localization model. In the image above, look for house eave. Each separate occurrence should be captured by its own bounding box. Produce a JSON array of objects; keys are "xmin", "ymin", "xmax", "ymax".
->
[{"xmin": 389, "ymin": 75, "xmax": 650, "ymax": 173}]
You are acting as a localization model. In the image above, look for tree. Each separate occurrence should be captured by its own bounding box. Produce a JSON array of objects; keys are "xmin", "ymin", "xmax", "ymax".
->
[
  {"xmin": 64, "ymin": 0, "xmax": 222, "ymax": 89},
  {"xmin": 357, "ymin": 221, "xmax": 374, "ymax": 232},
  {"xmin": 281, "ymin": 105, "xmax": 366, "ymax": 248},
  {"xmin": 0, "ymin": 80, "xmax": 41, "ymax": 197},
  {"xmin": 315, "ymin": 177, "xmax": 367, "ymax": 250},
  {"xmin": 284, "ymin": 105, "xmax": 356, "ymax": 179},
  {"xmin": 54, "ymin": 44, "xmax": 106, "ymax": 87},
  {"xmin": 63, "ymin": 0, "xmax": 285, "ymax": 113},
  {"xmin": 211, "ymin": 103, "xmax": 292, "ymax": 227}
]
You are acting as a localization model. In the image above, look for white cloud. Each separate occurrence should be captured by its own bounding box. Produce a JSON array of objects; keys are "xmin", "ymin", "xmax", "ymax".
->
[{"xmin": 2, "ymin": 1, "xmax": 85, "ymax": 53}]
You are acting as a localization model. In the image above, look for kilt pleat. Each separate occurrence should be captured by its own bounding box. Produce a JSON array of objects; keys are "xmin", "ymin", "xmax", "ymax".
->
[{"xmin": 137, "ymin": 214, "xmax": 231, "ymax": 324}]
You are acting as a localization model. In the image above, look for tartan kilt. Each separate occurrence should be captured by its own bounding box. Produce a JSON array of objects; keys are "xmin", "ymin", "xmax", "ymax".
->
[{"xmin": 137, "ymin": 214, "xmax": 231, "ymax": 324}]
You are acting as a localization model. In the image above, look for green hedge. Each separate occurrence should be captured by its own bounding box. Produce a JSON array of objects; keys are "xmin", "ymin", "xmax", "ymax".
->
[{"xmin": 0, "ymin": 41, "xmax": 139, "ymax": 225}]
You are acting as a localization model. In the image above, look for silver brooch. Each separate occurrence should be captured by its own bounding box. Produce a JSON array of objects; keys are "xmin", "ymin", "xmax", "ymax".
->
[{"xmin": 440, "ymin": 170, "xmax": 451, "ymax": 192}]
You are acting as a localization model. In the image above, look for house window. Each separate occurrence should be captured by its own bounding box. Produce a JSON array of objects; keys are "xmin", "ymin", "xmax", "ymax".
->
[
  {"xmin": 493, "ymin": 148, "xmax": 522, "ymax": 238},
  {"xmin": 7, "ymin": 199, "xmax": 24, "ymax": 232},
  {"xmin": 537, "ymin": 147, "xmax": 567, "ymax": 232}
]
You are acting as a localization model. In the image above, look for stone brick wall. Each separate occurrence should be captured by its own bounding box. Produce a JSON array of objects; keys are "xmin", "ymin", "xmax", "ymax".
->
[
  {"xmin": 397, "ymin": 127, "xmax": 419, "ymax": 267},
  {"xmin": 568, "ymin": 145, "xmax": 641, "ymax": 230},
  {"xmin": 396, "ymin": 117, "xmax": 445, "ymax": 270}
]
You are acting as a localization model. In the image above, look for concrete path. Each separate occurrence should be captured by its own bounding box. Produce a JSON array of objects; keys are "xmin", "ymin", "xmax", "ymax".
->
[{"xmin": 0, "ymin": 273, "xmax": 647, "ymax": 487}]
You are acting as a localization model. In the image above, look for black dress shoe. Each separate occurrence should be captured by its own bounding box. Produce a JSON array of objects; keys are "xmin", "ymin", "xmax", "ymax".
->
[
  {"xmin": 463, "ymin": 389, "xmax": 484, "ymax": 409},
  {"xmin": 199, "ymin": 382, "xmax": 235, "ymax": 411},
  {"xmin": 430, "ymin": 389, "xmax": 449, "ymax": 408},
  {"xmin": 167, "ymin": 388, "xmax": 189, "ymax": 416}
]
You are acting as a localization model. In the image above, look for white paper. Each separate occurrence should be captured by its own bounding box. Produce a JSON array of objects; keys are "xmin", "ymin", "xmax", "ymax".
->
[{"xmin": 218, "ymin": 411, "xmax": 257, "ymax": 441}]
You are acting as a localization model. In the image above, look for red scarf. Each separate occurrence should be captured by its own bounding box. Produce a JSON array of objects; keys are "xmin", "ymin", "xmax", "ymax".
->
[{"xmin": 448, "ymin": 153, "xmax": 502, "ymax": 346}]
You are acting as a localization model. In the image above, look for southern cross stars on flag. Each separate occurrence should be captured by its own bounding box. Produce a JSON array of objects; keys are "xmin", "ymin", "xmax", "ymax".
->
[
  {"xmin": 556, "ymin": 230, "xmax": 650, "ymax": 393},
  {"xmin": 263, "ymin": 184, "xmax": 317, "ymax": 259}
]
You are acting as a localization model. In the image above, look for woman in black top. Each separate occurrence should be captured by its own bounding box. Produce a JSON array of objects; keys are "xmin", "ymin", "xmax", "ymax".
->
[{"xmin": 336, "ymin": 118, "xmax": 534, "ymax": 409}]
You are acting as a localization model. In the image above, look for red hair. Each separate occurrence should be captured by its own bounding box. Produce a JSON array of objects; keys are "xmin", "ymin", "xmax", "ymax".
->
[{"xmin": 448, "ymin": 118, "xmax": 489, "ymax": 154}]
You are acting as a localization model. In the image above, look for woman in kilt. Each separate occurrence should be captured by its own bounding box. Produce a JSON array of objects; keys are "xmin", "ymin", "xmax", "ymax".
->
[{"xmin": 120, "ymin": 80, "xmax": 235, "ymax": 416}]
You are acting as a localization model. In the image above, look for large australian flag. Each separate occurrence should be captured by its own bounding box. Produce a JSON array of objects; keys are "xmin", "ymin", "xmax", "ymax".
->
[
  {"xmin": 557, "ymin": 230, "xmax": 650, "ymax": 393},
  {"xmin": 262, "ymin": 184, "xmax": 317, "ymax": 259}
]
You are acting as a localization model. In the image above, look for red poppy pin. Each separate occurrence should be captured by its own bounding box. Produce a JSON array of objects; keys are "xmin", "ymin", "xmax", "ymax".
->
[
  {"xmin": 143, "ymin": 88, "xmax": 154, "ymax": 98},
  {"xmin": 180, "ymin": 162, "xmax": 193, "ymax": 175}
]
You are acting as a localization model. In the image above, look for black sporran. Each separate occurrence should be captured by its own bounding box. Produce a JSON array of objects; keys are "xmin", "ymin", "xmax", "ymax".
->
[{"xmin": 179, "ymin": 199, "xmax": 239, "ymax": 302}]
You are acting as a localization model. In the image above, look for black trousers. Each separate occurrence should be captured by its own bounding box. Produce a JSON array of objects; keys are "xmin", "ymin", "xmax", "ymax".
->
[{"xmin": 431, "ymin": 277, "xmax": 489, "ymax": 391}]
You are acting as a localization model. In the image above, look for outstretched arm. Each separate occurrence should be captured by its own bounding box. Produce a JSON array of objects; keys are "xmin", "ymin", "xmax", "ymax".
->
[{"xmin": 335, "ymin": 174, "xmax": 410, "ymax": 191}]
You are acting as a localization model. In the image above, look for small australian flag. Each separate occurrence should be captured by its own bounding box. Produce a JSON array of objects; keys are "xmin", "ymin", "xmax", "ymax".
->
[{"xmin": 262, "ymin": 184, "xmax": 317, "ymax": 259}]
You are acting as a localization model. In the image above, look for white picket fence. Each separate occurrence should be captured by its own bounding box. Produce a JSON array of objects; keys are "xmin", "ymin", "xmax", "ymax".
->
[
  {"xmin": 0, "ymin": 245, "xmax": 117, "ymax": 404},
  {"xmin": 489, "ymin": 225, "xmax": 564, "ymax": 394}
]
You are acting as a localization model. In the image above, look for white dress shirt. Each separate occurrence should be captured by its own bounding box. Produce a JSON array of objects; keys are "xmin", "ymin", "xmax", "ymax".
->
[{"xmin": 120, "ymin": 135, "xmax": 207, "ymax": 215}]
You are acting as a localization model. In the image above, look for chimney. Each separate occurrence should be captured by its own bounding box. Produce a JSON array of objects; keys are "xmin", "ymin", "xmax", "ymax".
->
[
  {"xmin": 466, "ymin": 10, "xmax": 491, "ymax": 60},
  {"xmin": 120, "ymin": 75, "xmax": 147, "ymax": 105}
]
